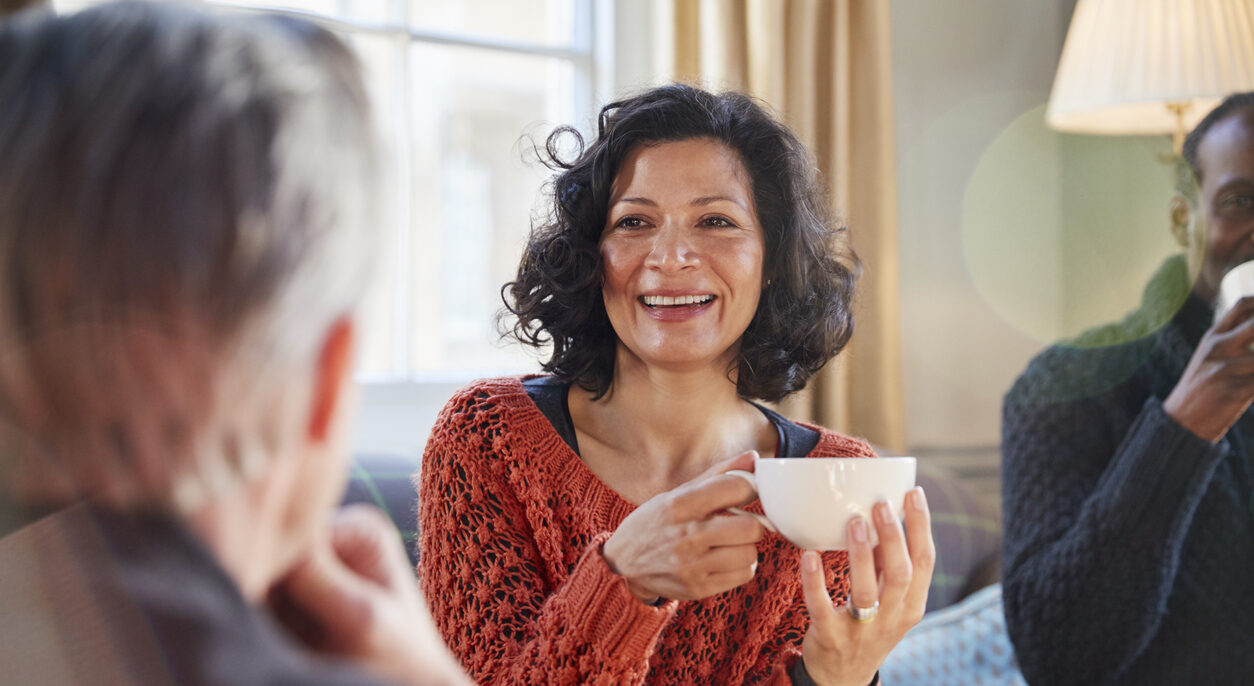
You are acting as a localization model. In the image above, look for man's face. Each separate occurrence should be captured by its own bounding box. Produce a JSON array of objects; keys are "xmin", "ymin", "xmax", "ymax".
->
[{"xmin": 1194, "ymin": 112, "xmax": 1254, "ymax": 302}]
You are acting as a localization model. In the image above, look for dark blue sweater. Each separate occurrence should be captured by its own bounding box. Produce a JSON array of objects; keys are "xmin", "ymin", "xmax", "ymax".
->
[{"xmin": 1001, "ymin": 256, "xmax": 1254, "ymax": 685}]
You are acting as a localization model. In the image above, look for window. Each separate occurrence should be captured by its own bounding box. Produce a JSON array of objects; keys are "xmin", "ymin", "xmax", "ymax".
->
[
  {"xmin": 332, "ymin": 1, "xmax": 608, "ymax": 382},
  {"xmin": 54, "ymin": 0, "xmax": 610, "ymax": 383}
]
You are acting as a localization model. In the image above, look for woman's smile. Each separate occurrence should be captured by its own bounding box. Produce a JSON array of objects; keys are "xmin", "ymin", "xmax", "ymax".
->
[{"xmin": 639, "ymin": 292, "xmax": 718, "ymax": 321}]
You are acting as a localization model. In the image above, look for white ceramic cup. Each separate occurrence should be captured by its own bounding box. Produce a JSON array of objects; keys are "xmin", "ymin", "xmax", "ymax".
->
[
  {"xmin": 725, "ymin": 456, "xmax": 916, "ymax": 550},
  {"xmin": 1217, "ymin": 260, "xmax": 1254, "ymax": 323}
]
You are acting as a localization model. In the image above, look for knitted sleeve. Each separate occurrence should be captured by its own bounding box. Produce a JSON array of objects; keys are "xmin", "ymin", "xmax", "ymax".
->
[
  {"xmin": 417, "ymin": 384, "xmax": 674, "ymax": 685},
  {"xmin": 1001, "ymin": 389, "xmax": 1227, "ymax": 686}
]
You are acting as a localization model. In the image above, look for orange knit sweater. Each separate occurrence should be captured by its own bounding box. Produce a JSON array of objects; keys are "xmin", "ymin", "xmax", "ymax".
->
[{"xmin": 417, "ymin": 377, "xmax": 876, "ymax": 685}]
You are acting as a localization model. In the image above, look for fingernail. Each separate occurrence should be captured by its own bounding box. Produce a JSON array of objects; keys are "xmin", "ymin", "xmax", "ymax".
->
[
  {"xmin": 803, "ymin": 551, "xmax": 820, "ymax": 572},
  {"xmin": 909, "ymin": 487, "xmax": 928, "ymax": 512},
  {"xmin": 875, "ymin": 501, "xmax": 895, "ymax": 525},
  {"xmin": 850, "ymin": 516, "xmax": 868, "ymax": 543}
]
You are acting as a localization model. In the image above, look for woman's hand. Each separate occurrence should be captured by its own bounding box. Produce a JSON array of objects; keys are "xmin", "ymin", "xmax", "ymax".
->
[
  {"xmin": 798, "ymin": 486, "xmax": 935, "ymax": 686},
  {"xmin": 602, "ymin": 451, "xmax": 766, "ymax": 604},
  {"xmin": 268, "ymin": 504, "xmax": 472, "ymax": 686}
]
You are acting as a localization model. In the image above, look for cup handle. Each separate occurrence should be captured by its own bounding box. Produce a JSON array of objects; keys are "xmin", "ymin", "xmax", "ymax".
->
[{"xmin": 723, "ymin": 469, "xmax": 777, "ymax": 533}]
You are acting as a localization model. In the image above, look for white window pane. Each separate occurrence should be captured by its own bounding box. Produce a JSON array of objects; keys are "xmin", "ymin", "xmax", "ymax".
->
[
  {"xmin": 409, "ymin": 0, "xmax": 578, "ymax": 48},
  {"xmin": 406, "ymin": 43, "xmax": 575, "ymax": 377},
  {"xmin": 345, "ymin": 31, "xmax": 409, "ymax": 379}
]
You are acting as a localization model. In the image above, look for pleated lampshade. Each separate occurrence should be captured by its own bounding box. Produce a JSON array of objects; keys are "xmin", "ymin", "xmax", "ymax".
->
[{"xmin": 1047, "ymin": 0, "xmax": 1254, "ymax": 137}]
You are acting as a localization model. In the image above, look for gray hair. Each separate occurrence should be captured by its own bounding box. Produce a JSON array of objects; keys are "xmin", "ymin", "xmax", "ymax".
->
[{"xmin": 0, "ymin": 1, "xmax": 378, "ymax": 507}]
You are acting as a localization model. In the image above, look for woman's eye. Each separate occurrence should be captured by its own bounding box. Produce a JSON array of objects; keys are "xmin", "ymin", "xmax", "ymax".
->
[
  {"xmin": 614, "ymin": 216, "xmax": 647, "ymax": 229},
  {"xmin": 701, "ymin": 216, "xmax": 736, "ymax": 228}
]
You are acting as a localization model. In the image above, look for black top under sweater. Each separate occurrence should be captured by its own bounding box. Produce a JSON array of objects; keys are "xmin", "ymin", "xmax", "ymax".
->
[
  {"xmin": 522, "ymin": 375, "xmax": 822, "ymax": 458},
  {"xmin": 1001, "ymin": 256, "xmax": 1254, "ymax": 685}
]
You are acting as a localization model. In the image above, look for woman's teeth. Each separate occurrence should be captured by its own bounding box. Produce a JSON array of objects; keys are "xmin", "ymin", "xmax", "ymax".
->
[{"xmin": 641, "ymin": 294, "xmax": 714, "ymax": 307}]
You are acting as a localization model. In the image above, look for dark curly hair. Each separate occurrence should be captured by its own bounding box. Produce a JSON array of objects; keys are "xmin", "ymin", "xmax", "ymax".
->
[{"xmin": 503, "ymin": 84, "xmax": 858, "ymax": 402}]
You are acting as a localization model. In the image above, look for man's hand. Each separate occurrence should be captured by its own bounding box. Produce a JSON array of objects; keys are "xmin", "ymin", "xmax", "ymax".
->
[
  {"xmin": 1164, "ymin": 295, "xmax": 1254, "ymax": 442},
  {"xmin": 269, "ymin": 505, "xmax": 471, "ymax": 686}
]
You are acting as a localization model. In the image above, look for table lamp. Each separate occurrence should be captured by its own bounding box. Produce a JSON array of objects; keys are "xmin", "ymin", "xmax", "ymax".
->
[{"xmin": 1047, "ymin": 0, "xmax": 1254, "ymax": 154}]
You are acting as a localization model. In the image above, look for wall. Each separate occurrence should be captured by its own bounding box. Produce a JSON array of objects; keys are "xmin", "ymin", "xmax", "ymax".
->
[
  {"xmin": 890, "ymin": 0, "xmax": 1178, "ymax": 499},
  {"xmin": 891, "ymin": 0, "xmax": 1073, "ymax": 452}
]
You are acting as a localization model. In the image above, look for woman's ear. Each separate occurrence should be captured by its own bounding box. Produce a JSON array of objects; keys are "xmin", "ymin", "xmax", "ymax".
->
[{"xmin": 307, "ymin": 317, "xmax": 356, "ymax": 443}]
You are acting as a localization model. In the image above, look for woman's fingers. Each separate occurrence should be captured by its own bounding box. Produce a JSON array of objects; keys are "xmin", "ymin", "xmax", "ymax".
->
[
  {"xmin": 846, "ymin": 515, "xmax": 879, "ymax": 614},
  {"xmin": 670, "ymin": 466, "xmax": 760, "ymax": 521},
  {"xmin": 796, "ymin": 495, "xmax": 936, "ymax": 686},
  {"xmin": 800, "ymin": 550, "xmax": 841, "ymax": 637},
  {"xmin": 702, "ymin": 542, "xmax": 760, "ymax": 574},
  {"xmin": 871, "ymin": 500, "xmax": 912, "ymax": 612},
  {"xmin": 901, "ymin": 487, "xmax": 936, "ymax": 620},
  {"xmin": 699, "ymin": 510, "xmax": 766, "ymax": 546},
  {"xmin": 696, "ymin": 449, "xmax": 759, "ymax": 480},
  {"xmin": 705, "ymin": 565, "xmax": 758, "ymax": 592}
]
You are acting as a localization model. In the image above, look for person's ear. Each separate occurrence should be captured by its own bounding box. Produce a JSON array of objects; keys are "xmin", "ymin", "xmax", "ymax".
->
[
  {"xmin": 1169, "ymin": 194, "xmax": 1191, "ymax": 248},
  {"xmin": 308, "ymin": 316, "xmax": 356, "ymax": 443}
]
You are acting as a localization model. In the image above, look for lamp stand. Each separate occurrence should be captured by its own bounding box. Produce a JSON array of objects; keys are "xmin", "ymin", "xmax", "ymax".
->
[{"xmin": 1166, "ymin": 101, "xmax": 1192, "ymax": 156}]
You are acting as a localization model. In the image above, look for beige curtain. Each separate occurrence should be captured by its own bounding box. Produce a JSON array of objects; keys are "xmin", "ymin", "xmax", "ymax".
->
[{"xmin": 655, "ymin": 0, "xmax": 906, "ymax": 452}]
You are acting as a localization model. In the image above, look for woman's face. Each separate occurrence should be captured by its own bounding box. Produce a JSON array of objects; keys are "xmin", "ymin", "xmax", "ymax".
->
[{"xmin": 600, "ymin": 138, "xmax": 765, "ymax": 373}]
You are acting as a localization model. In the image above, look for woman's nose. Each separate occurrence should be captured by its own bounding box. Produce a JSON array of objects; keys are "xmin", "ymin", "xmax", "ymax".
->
[{"xmin": 643, "ymin": 224, "xmax": 700, "ymax": 271}]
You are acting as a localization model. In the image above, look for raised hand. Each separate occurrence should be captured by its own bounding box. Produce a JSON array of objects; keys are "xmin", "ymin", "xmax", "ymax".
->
[
  {"xmin": 1164, "ymin": 295, "xmax": 1254, "ymax": 442},
  {"xmin": 798, "ymin": 487, "xmax": 934, "ymax": 686},
  {"xmin": 269, "ymin": 504, "xmax": 471, "ymax": 686}
]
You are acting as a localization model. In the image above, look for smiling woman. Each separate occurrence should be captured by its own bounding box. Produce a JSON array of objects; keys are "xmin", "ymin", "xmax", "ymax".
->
[
  {"xmin": 506, "ymin": 86, "xmax": 857, "ymax": 403},
  {"xmin": 417, "ymin": 84, "xmax": 936, "ymax": 686}
]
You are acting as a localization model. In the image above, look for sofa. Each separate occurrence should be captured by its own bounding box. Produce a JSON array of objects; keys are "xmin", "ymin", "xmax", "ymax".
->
[{"xmin": 342, "ymin": 452, "xmax": 1024, "ymax": 683}]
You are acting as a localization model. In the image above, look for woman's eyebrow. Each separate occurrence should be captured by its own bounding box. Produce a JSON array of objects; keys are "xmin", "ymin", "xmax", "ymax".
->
[
  {"xmin": 616, "ymin": 196, "xmax": 657, "ymax": 206},
  {"xmin": 612, "ymin": 195, "xmax": 749, "ymax": 209},
  {"xmin": 692, "ymin": 195, "xmax": 749, "ymax": 210}
]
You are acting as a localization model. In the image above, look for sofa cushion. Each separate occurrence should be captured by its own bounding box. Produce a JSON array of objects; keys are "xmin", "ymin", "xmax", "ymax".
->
[
  {"xmin": 879, "ymin": 583, "xmax": 1025, "ymax": 685},
  {"xmin": 915, "ymin": 463, "xmax": 1001, "ymax": 612}
]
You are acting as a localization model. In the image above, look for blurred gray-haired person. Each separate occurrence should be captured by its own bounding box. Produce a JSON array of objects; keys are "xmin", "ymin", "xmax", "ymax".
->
[{"xmin": 0, "ymin": 3, "xmax": 468, "ymax": 684}]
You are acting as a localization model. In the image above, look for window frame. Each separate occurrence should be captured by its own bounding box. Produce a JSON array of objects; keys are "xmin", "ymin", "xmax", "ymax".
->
[{"xmin": 311, "ymin": 1, "xmax": 622, "ymax": 458}]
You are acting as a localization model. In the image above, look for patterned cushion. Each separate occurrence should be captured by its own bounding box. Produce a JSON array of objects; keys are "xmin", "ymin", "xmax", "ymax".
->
[
  {"xmin": 879, "ymin": 584, "xmax": 1025, "ymax": 685},
  {"xmin": 915, "ymin": 463, "xmax": 1002, "ymax": 612}
]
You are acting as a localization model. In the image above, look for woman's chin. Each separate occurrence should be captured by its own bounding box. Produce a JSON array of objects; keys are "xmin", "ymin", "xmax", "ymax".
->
[{"xmin": 626, "ymin": 347, "xmax": 739, "ymax": 374}]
